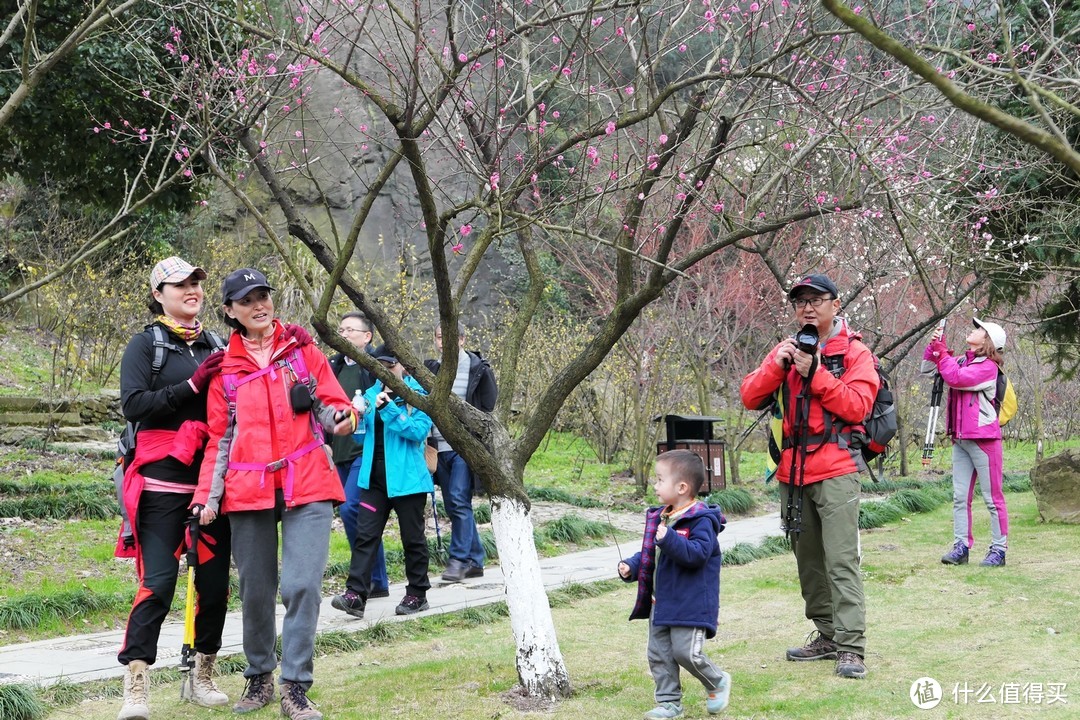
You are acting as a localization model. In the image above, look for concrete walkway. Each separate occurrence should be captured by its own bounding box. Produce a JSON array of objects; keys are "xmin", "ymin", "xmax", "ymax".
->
[{"xmin": 0, "ymin": 512, "xmax": 781, "ymax": 687}]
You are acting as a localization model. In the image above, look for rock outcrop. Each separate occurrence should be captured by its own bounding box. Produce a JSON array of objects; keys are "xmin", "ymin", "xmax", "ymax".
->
[{"xmin": 1029, "ymin": 448, "xmax": 1080, "ymax": 524}]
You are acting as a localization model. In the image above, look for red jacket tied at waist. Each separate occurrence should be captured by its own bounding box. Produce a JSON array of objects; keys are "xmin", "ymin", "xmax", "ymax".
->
[{"xmin": 114, "ymin": 422, "xmax": 209, "ymax": 558}]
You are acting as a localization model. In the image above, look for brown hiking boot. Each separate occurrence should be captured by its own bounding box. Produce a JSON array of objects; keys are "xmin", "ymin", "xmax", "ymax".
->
[
  {"xmin": 232, "ymin": 672, "xmax": 274, "ymax": 714},
  {"xmin": 280, "ymin": 681, "xmax": 323, "ymax": 720},
  {"xmin": 836, "ymin": 651, "xmax": 868, "ymax": 679},
  {"xmin": 785, "ymin": 631, "xmax": 838, "ymax": 661}
]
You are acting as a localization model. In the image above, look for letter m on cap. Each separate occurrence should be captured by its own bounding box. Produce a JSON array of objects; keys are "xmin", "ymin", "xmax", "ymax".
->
[{"xmin": 244, "ymin": 273, "xmax": 257, "ymax": 281}]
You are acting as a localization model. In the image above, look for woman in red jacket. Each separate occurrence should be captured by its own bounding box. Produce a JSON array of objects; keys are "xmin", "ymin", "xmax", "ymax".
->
[{"xmin": 193, "ymin": 268, "xmax": 355, "ymax": 720}]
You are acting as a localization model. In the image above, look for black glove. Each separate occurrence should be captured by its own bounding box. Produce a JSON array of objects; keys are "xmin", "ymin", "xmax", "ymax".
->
[
  {"xmin": 282, "ymin": 323, "xmax": 313, "ymax": 347},
  {"xmin": 123, "ymin": 534, "xmax": 136, "ymax": 550},
  {"xmin": 189, "ymin": 352, "xmax": 224, "ymax": 393}
]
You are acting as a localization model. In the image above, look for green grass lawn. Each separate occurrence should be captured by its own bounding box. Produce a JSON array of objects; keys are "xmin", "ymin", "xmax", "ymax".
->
[{"xmin": 42, "ymin": 490, "xmax": 1080, "ymax": 720}]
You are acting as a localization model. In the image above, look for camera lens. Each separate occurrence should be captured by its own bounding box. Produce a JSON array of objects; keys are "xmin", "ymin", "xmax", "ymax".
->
[{"xmin": 795, "ymin": 324, "xmax": 819, "ymax": 354}]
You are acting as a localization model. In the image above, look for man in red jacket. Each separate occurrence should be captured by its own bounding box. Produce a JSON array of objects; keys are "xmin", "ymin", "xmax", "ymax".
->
[{"xmin": 739, "ymin": 274, "xmax": 877, "ymax": 680}]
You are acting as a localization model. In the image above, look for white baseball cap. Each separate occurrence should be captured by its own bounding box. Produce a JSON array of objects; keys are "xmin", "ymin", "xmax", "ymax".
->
[{"xmin": 972, "ymin": 317, "xmax": 1006, "ymax": 350}]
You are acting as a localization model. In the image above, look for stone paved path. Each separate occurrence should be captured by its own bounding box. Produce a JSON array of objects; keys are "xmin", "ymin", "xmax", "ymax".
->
[{"xmin": 0, "ymin": 512, "xmax": 781, "ymax": 687}]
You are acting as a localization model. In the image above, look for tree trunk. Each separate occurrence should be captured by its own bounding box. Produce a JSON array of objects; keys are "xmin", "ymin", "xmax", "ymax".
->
[
  {"xmin": 896, "ymin": 379, "xmax": 909, "ymax": 477},
  {"xmin": 489, "ymin": 495, "xmax": 572, "ymax": 699},
  {"xmin": 1031, "ymin": 343, "xmax": 1045, "ymax": 461}
]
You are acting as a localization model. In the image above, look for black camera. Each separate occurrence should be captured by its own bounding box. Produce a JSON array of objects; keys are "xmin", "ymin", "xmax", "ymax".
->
[
  {"xmin": 290, "ymin": 382, "xmax": 314, "ymax": 413},
  {"xmin": 794, "ymin": 324, "xmax": 819, "ymax": 355}
]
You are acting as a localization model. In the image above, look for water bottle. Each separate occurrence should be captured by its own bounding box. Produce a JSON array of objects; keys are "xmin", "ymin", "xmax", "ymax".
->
[{"xmin": 352, "ymin": 389, "xmax": 367, "ymax": 438}]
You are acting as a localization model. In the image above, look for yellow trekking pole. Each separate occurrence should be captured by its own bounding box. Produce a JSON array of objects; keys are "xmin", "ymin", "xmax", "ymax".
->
[{"xmin": 180, "ymin": 515, "xmax": 200, "ymax": 698}]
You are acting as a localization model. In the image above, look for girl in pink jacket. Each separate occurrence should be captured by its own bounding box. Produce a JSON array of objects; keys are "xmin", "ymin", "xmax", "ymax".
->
[{"xmin": 921, "ymin": 318, "xmax": 1008, "ymax": 567}]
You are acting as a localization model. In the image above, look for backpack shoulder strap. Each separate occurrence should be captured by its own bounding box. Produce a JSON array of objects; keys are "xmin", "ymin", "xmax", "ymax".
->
[
  {"xmin": 205, "ymin": 330, "xmax": 226, "ymax": 351},
  {"xmin": 149, "ymin": 325, "xmax": 182, "ymax": 376}
]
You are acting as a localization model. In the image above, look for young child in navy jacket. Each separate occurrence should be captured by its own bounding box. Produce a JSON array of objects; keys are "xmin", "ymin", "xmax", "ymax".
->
[{"xmin": 619, "ymin": 450, "xmax": 730, "ymax": 719}]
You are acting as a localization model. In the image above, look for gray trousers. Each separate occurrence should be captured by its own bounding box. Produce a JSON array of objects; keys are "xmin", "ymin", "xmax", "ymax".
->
[
  {"xmin": 647, "ymin": 618, "xmax": 726, "ymax": 704},
  {"xmin": 229, "ymin": 497, "xmax": 332, "ymax": 688}
]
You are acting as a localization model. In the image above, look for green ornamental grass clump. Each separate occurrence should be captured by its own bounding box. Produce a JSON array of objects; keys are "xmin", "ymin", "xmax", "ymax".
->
[
  {"xmin": 0, "ymin": 683, "xmax": 45, "ymax": 720},
  {"xmin": 705, "ymin": 487, "xmax": 755, "ymax": 515}
]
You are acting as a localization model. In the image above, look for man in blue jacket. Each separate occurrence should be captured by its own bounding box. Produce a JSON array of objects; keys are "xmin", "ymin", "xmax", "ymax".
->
[
  {"xmin": 424, "ymin": 322, "xmax": 497, "ymax": 582},
  {"xmin": 331, "ymin": 345, "xmax": 434, "ymax": 618}
]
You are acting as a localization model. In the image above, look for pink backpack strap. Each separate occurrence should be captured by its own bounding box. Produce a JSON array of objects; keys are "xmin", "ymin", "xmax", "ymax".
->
[{"xmin": 221, "ymin": 348, "xmax": 327, "ymax": 503}]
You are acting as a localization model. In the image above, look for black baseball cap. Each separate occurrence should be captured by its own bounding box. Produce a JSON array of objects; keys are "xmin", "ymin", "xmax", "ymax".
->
[
  {"xmin": 221, "ymin": 268, "xmax": 275, "ymax": 303},
  {"xmin": 788, "ymin": 273, "xmax": 839, "ymax": 300},
  {"xmin": 372, "ymin": 344, "xmax": 398, "ymax": 364}
]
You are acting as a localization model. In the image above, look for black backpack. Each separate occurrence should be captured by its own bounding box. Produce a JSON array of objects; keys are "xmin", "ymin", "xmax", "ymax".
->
[{"xmin": 820, "ymin": 338, "xmax": 897, "ymax": 462}]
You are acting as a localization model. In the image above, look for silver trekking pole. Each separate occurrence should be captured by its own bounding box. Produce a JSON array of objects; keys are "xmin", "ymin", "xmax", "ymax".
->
[{"xmin": 922, "ymin": 319, "xmax": 947, "ymax": 467}]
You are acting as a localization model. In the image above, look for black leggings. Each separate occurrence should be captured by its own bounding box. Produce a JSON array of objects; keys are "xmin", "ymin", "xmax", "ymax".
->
[{"xmin": 118, "ymin": 491, "xmax": 231, "ymax": 665}]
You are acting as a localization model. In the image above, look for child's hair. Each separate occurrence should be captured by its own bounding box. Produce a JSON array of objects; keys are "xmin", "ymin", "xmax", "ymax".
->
[{"xmin": 656, "ymin": 450, "xmax": 706, "ymax": 496}]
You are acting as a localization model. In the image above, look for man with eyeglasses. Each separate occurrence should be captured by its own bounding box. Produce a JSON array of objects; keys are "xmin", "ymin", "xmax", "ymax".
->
[
  {"xmin": 739, "ymin": 274, "xmax": 878, "ymax": 681},
  {"xmin": 328, "ymin": 311, "xmax": 389, "ymax": 599}
]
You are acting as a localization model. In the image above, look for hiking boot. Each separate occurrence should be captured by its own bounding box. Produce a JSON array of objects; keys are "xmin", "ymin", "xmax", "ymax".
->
[
  {"xmin": 941, "ymin": 541, "xmax": 969, "ymax": 565},
  {"xmin": 280, "ymin": 681, "xmax": 323, "ymax": 720},
  {"xmin": 644, "ymin": 702, "xmax": 684, "ymax": 719},
  {"xmin": 330, "ymin": 589, "xmax": 366, "ymax": 619},
  {"xmin": 706, "ymin": 671, "xmax": 731, "ymax": 714},
  {"xmin": 442, "ymin": 558, "xmax": 467, "ymax": 582},
  {"xmin": 395, "ymin": 594, "xmax": 429, "ymax": 615},
  {"xmin": 180, "ymin": 652, "xmax": 228, "ymax": 707},
  {"xmin": 117, "ymin": 660, "xmax": 149, "ymax": 720},
  {"xmin": 369, "ymin": 586, "xmax": 390, "ymax": 599},
  {"xmin": 835, "ymin": 651, "xmax": 868, "ymax": 679},
  {"xmin": 980, "ymin": 547, "xmax": 1006, "ymax": 567},
  {"xmin": 464, "ymin": 562, "xmax": 484, "ymax": 578},
  {"xmin": 233, "ymin": 672, "xmax": 274, "ymax": 714},
  {"xmin": 785, "ymin": 631, "xmax": 837, "ymax": 661}
]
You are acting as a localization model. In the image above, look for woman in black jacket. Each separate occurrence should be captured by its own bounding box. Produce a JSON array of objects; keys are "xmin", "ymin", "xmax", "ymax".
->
[{"xmin": 115, "ymin": 257, "xmax": 234, "ymax": 720}]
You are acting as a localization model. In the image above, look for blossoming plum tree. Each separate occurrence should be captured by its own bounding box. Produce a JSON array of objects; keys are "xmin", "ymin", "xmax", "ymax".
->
[{"xmin": 110, "ymin": 0, "xmax": 1007, "ymax": 698}]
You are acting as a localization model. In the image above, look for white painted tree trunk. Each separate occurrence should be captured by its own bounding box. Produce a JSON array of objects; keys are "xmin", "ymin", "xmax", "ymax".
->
[{"xmin": 490, "ymin": 495, "xmax": 571, "ymax": 698}]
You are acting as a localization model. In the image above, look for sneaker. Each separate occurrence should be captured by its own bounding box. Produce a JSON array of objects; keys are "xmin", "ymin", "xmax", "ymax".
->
[
  {"xmin": 233, "ymin": 672, "xmax": 274, "ymax": 713},
  {"xmin": 369, "ymin": 586, "xmax": 391, "ymax": 599},
  {"xmin": 785, "ymin": 631, "xmax": 837, "ymax": 661},
  {"xmin": 941, "ymin": 541, "xmax": 969, "ymax": 565},
  {"xmin": 706, "ymin": 671, "xmax": 731, "ymax": 714},
  {"xmin": 395, "ymin": 594, "xmax": 429, "ymax": 615},
  {"xmin": 644, "ymin": 702, "xmax": 684, "ymax": 719},
  {"xmin": 280, "ymin": 681, "xmax": 323, "ymax": 720},
  {"xmin": 980, "ymin": 547, "xmax": 1006, "ymax": 567},
  {"xmin": 835, "ymin": 651, "xmax": 868, "ymax": 679},
  {"xmin": 330, "ymin": 589, "xmax": 366, "ymax": 619},
  {"xmin": 464, "ymin": 562, "xmax": 484, "ymax": 578},
  {"xmin": 442, "ymin": 559, "xmax": 467, "ymax": 582}
]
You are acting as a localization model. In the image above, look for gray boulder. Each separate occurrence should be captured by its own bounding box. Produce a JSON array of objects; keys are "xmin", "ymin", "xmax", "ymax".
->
[{"xmin": 1030, "ymin": 448, "xmax": 1080, "ymax": 524}]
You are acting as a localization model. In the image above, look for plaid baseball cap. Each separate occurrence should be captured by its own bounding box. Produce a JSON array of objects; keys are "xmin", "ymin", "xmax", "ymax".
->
[
  {"xmin": 788, "ymin": 273, "xmax": 839, "ymax": 300},
  {"xmin": 149, "ymin": 256, "xmax": 207, "ymax": 288}
]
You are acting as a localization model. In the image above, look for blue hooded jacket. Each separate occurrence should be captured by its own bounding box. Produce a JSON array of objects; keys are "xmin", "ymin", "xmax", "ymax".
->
[
  {"xmin": 622, "ymin": 501, "xmax": 725, "ymax": 638},
  {"xmin": 356, "ymin": 375, "xmax": 433, "ymax": 498}
]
